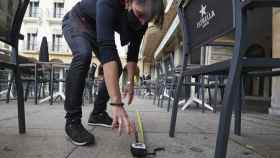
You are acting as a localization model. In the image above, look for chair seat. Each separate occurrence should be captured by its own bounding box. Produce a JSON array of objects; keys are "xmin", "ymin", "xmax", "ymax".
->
[
  {"xmin": 182, "ymin": 58, "xmax": 280, "ymax": 76},
  {"xmin": 242, "ymin": 0, "xmax": 280, "ymax": 9},
  {"xmin": 0, "ymin": 53, "xmax": 37, "ymax": 71},
  {"xmin": 0, "ymin": 53, "xmax": 15, "ymax": 69}
]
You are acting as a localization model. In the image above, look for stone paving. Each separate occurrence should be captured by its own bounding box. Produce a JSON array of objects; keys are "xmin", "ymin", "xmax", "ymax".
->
[{"xmin": 0, "ymin": 97, "xmax": 280, "ymax": 158}]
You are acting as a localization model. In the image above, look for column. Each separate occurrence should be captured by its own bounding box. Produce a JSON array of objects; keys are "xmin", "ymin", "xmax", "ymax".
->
[{"xmin": 270, "ymin": 8, "xmax": 280, "ymax": 115}]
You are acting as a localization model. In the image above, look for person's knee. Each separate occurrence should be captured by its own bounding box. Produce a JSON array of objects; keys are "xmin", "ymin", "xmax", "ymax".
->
[
  {"xmin": 80, "ymin": 52, "xmax": 92, "ymax": 65},
  {"xmin": 73, "ymin": 50, "xmax": 92, "ymax": 66}
]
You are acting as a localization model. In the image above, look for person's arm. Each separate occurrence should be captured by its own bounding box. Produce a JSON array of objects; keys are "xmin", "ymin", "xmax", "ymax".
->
[
  {"xmin": 124, "ymin": 62, "xmax": 137, "ymax": 104},
  {"xmin": 123, "ymin": 28, "xmax": 147, "ymax": 104},
  {"xmin": 103, "ymin": 61, "xmax": 122, "ymax": 103},
  {"xmin": 96, "ymin": 0, "xmax": 131, "ymax": 135}
]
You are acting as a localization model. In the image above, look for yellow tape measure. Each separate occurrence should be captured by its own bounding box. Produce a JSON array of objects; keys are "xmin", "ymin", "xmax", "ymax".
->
[{"xmin": 136, "ymin": 111, "xmax": 145, "ymax": 144}]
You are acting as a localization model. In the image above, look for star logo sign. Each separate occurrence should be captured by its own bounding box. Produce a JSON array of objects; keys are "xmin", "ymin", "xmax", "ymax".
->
[{"xmin": 199, "ymin": 4, "xmax": 207, "ymax": 17}]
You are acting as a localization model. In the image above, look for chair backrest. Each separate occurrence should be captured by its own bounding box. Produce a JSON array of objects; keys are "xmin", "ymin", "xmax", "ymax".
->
[
  {"xmin": 162, "ymin": 53, "xmax": 175, "ymax": 75},
  {"xmin": 155, "ymin": 61, "xmax": 164, "ymax": 78},
  {"xmin": 177, "ymin": 0, "xmax": 234, "ymax": 50},
  {"xmin": 0, "ymin": 0, "xmax": 30, "ymax": 48},
  {"xmin": 88, "ymin": 63, "xmax": 97, "ymax": 80}
]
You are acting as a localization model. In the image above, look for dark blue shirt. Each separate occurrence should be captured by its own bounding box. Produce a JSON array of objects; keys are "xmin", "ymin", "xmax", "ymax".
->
[{"xmin": 73, "ymin": 0, "xmax": 147, "ymax": 64}]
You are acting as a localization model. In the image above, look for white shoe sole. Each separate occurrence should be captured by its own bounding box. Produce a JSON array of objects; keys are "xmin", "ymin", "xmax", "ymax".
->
[
  {"xmin": 87, "ymin": 122, "xmax": 112, "ymax": 128},
  {"xmin": 66, "ymin": 135, "xmax": 92, "ymax": 146},
  {"xmin": 70, "ymin": 140, "xmax": 89, "ymax": 146}
]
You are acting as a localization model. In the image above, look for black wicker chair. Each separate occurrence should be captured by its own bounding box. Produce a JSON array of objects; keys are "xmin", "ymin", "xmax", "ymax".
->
[
  {"xmin": 0, "ymin": 0, "xmax": 30, "ymax": 134},
  {"xmin": 169, "ymin": 0, "xmax": 280, "ymax": 158}
]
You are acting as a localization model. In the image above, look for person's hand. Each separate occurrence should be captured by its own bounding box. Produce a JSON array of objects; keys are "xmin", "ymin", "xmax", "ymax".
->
[
  {"xmin": 112, "ymin": 106, "xmax": 133, "ymax": 136},
  {"xmin": 123, "ymin": 81, "xmax": 134, "ymax": 105}
]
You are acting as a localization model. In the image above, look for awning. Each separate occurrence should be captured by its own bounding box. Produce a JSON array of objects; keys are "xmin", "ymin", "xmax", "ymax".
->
[
  {"xmin": 165, "ymin": 0, "xmax": 174, "ymax": 13},
  {"xmin": 154, "ymin": 15, "xmax": 179, "ymax": 59}
]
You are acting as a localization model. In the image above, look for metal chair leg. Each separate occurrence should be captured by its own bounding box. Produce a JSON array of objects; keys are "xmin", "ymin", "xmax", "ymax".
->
[
  {"xmin": 234, "ymin": 76, "xmax": 243, "ymax": 136},
  {"xmin": 34, "ymin": 63, "xmax": 38, "ymax": 104},
  {"xmin": 214, "ymin": 2, "xmax": 246, "ymax": 157},
  {"xmin": 157, "ymin": 86, "xmax": 161, "ymax": 107},
  {"xmin": 6, "ymin": 72, "xmax": 15, "ymax": 103},
  {"xmin": 214, "ymin": 76, "xmax": 218, "ymax": 113},
  {"xmin": 24, "ymin": 81, "xmax": 30, "ymax": 101},
  {"xmin": 42, "ymin": 83, "xmax": 46, "ymax": 98},
  {"xmin": 50, "ymin": 65, "xmax": 54, "ymax": 105},
  {"xmin": 167, "ymin": 79, "xmax": 175, "ymax": 112},
  {"xmin": 153, "ymin": 83, "xmax": 158, "ymax": 105},
  {"xmin": 160, "ymin": 87, "xmax": 165, "ymax": 108},
  {"xmin": 208, "ymin": 85, "xmax": 212, "ymax": 110},
  {"xmin": 14, "ymin": 68, "xmax": 26, "ymax": 134},
  {"xmin": 201, "ymin": 76, "xmax": 205, "ymax": 113},
  {"xmin": 38, "ymin": 83, "xmax": 42, "ymax": 99},
  {"xmin": 169, "ymin": 74, "xmax": 184, "ymax": 137}
]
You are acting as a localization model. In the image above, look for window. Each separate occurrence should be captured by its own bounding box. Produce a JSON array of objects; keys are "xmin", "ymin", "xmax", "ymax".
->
[
  {"xmin": 52, "ymin": 34, "xmax": 63, "ymax": 52},
  {"xmin": 28, "ymin": 1, "xmax": 39, "ymax": 17},
  {"xmin": 53, "ymin": 2, "xmax": 64, "ymax": 18},
  {"xmin": 27, "ymin": 33, "xmax": 37, "ymax": 51}
]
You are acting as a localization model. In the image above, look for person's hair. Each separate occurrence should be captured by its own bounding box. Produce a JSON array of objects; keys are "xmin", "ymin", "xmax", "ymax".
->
[{"xmin": 127, "ymin": 0, "xmax": 165, "ymax": 29}]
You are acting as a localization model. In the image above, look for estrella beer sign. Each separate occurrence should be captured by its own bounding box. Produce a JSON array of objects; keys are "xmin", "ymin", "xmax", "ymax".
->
[{"xmin": 183, "ymin": 0, "xmax": 234, "ymax": 48}]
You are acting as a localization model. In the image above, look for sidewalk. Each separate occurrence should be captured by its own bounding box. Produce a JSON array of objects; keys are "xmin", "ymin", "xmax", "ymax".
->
[{"xmin": 0, "ymin": 98, "xmax": 279, "ymax": 158}]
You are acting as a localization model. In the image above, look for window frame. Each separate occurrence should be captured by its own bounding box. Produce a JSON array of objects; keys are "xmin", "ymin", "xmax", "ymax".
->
[{"xmin": 52, "ymin": 33, "xmax": 63, "ymax": 52}]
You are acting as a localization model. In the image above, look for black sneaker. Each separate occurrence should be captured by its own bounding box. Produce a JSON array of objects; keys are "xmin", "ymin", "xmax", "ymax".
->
[
  {"xmin": 88, "ymin": 111, "xmax": 112, "ymax": 128},
  {"xmin": 65, "ymin": 121, "xmax": 95, "ymax": 146}
]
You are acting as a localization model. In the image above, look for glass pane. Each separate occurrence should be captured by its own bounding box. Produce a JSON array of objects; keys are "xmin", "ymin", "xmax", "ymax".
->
[
  {"xmin": 54, "ymin": 2, "xmax": 64, "ymax": 18},
  {"xmin": 0, "ymin": 0, "xmax": 20, "ymax": 43},
  {"xmin": 29, "ymin": 1, "xmax": 39, "ymax": 17},
  {"xmin": 26, "ymin": 33, "xmax": 37, "ymax": 50}
]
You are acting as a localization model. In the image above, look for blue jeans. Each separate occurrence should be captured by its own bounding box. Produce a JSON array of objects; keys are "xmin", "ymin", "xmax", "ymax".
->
[{"xmin": 62, "ymin": 10, "xmax": 123, "ymax": 122}]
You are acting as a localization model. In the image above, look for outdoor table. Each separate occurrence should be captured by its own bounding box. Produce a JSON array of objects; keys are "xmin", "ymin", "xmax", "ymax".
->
[
  {"xmin": 1, "ymin": 52, "xmax": 36, "ymax": 102},
  {"xmin": 20, "ymin": 61, "xmax": 52, "ymax": 104},
  {"xmin": 0, "ymin": 69, "xmax": 14, "ymax": 99},
  {"xmin": 39, "ymin": 63, "xmax": 70, "ymax": 104}
]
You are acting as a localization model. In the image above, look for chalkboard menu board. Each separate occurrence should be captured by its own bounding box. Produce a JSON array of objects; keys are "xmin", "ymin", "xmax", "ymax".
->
[{"xmin": 183, "ymin": 0, "xmax": 234, "ymax": 48}]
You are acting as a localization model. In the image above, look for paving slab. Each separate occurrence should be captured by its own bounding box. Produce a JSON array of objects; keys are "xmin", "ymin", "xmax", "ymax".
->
[
  {"xmin": 134, "ymin": 112, "xmax": 203, "ymax": 134},
  {"xmin": 0, "ymin": 98, "xmax": 279, "ymax": 158},
  {"xmin": 0, "ymin": 104, "xmax": 93, "ymax": 129},
  {"xmin": 0, "ymin": 129, "xmax": 75, "ymax": 158},
  {"xmin": 231, "ymin": 134, "xmax": 280, "ymax": 158},
  {"xmin": 144, "ymin": 133, "xmax": 263, "ymax": 158},
  {"xmin": 68, "ymin": 127, "xmax": 133, "ymax": 158}
]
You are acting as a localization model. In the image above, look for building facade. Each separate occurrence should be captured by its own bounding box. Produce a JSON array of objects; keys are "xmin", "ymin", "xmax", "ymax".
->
[
  {"xmin": 19, "ymin": 0, "xmax": 129, "ymax": 66},
  {"xmin": 17, "ymin": 0, "xmax": 150, "ymax": 88},
  {"xmin": 139, "ymin": 0, "xmax": 280, "ymax": 115},
  {"xmin": 19, "ymin": 0, "xmax": 77, "ymax": 63}
]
